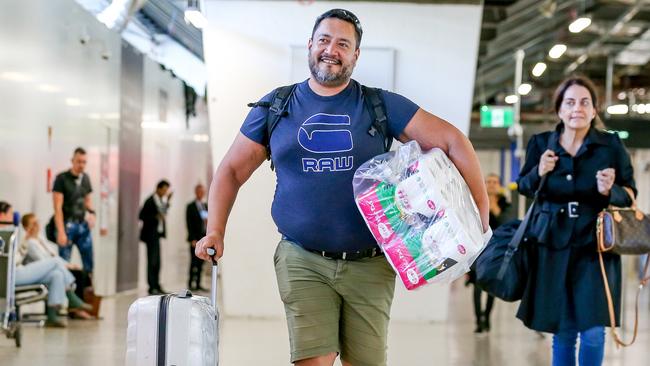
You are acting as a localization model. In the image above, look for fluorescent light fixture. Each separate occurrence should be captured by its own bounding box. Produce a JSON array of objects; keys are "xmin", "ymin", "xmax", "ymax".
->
[
  {"xmin": 193, "ymin": 134, "xmax": 210, "ymax": 142},
  {"xmin": 141, "ymin": 121, "xmax": 170, "ymax": 129},
  {"xmin": 185, "ymin": 0, "xmax": 208, "ymax": 29},
  {"xmin": 532, "ymin": 62, "xmax": 547, "ymax": 77},
  {"xmin": 638, "ymin": 104, "xmax": 647, "ymax": 114},
  {"xmin": 518, "ymin": 83, "xmax": 532, "ymax": 96},
  {"xmin": 103, "ymin": 113, "xmax": 120, "ymax": 119},
  {"xmin": 505, "ymin": 95, "xmax": 519, "ymax": 104},
  {"xmin": 88, "ymin": 113, "xmax": 102, "ymax": 120},
  {"xmin": 1, "ymin": 71, "xmax": 32, "ymax": 82},
  {"xmin": 37, "ymin": 84, "xmax": 61, "ymax": 93},
  {"xmin": 65, "ymin": 98, "xmax": 82, "ymax": 106},
  {"xmin": 607, "ymin": 104, "xmax": 628, "ymax": 115},
  {"xmin": 185, "ymin": 11, "xmax": 207, "ymax": 29},
  {"xmin": 548, "ymin": 44, "xmax": 567, "ymax": 59},
  {"xmin": 569, "ymin": 17, "xmax": 591, "ymax": 33}
]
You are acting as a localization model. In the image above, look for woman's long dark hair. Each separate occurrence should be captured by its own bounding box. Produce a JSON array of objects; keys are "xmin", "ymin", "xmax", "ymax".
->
[{"xmin": 553, "ymin": 75, "xmax": 605, "ymax": 129}]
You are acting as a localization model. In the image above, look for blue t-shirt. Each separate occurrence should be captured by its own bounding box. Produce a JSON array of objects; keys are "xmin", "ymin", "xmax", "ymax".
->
[{"xmin": 241, "ymin": 79, "xmax": 419, "ymax": 252}]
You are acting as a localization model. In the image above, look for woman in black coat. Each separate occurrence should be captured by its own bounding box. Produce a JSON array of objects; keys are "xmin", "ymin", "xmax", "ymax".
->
[{"xmin": 516, "ymin": 76, "xmax": 635, "ymax": 366}]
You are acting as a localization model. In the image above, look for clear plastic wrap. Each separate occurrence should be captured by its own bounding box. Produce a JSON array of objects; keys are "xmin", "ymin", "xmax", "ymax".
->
[{"xmin": 354, "ymin": 141, "xmax": 488, "ymax": 290}]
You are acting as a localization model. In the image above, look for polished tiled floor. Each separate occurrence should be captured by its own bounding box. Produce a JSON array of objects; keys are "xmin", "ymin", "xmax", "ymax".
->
[{"xmin": 2, "ymin": 263, "xmax": 649, "ymax": 365}]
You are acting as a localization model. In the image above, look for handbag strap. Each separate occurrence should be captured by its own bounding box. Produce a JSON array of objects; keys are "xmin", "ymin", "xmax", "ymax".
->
[
  {"xmin": 497, "ymin": 135, "xmax": 554, "ymax": 280},
  {"xmin": 598, "ymin": 250, "xmax": 650, "ymax": 347},
  {"xmin": 496, "ymin": 175, "xmax": 547, "ymax": 280}
]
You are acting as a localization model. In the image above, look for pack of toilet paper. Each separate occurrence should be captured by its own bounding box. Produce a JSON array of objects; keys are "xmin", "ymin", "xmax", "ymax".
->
[{"xmin": 354, "ymin": 141, "xmax": 488, "ymax": 290}]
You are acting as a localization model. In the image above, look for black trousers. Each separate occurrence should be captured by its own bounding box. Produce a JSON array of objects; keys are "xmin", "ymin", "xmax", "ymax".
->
[
  {"xmin": 70, "ymin": 269, "xmax": 92, "ymax": 299},
  {"xmin": 473, "ymin": 285, "xmax": 495, "ymax": 325},
  {"xmin": 188, "ymin": 244, "xmax": 204, "ymax": 288},
  {"xmin": 145, "ymin": 238, "xmax": 161, "ymax": 291}
]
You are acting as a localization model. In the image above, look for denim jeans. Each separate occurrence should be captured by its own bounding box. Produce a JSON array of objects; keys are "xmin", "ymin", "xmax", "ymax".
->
[
  {"xmin": 552, "ymin": 326, "xmax": 605, "ymax": 366},
  {"xmin": 15, "ymin": 257, "xmax": 75, "ymax": 306},
  {"xmin": 58, "ymin": 221, "xmax": 93, "ymax": 273}
]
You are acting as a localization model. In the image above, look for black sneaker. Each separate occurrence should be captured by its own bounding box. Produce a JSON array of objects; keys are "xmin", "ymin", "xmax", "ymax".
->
[
  {"xmin": 474, "ymin": 323, "xmax": 483, "ymax": 334},
  {"xmin": 482, "ymin": 315, "xmax": 491, "ymax": 332}
]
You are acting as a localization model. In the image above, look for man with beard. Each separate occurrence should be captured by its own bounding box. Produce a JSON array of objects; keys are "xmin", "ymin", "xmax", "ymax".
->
[{"xmin": 196, "ymin": 9, "xmax": 489, "ymax": 366}]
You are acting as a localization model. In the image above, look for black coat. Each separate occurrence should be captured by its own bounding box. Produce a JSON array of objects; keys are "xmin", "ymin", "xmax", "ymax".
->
[
  {"xmin": 516, "ymin": 124, "xmax": 636, "ymax": 333},
  {"xmin": 139, "ymin": 195, "xmax": 166, "ymax": 242},
  {"xmin": 186, "ymin": 200, "xmax": 207, "ymax": 242}
]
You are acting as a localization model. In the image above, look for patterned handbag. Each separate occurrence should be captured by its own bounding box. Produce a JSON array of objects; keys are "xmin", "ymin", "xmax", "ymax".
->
[{"xmin": 596, "ymin": 187, "xmax": 650, "ymax": 347}]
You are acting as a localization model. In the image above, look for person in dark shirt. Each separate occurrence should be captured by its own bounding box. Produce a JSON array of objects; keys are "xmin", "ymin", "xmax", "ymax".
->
[
  {"xmin": 139, "ymin": 180, "xmax": 171, "ymax": 295},
  {"xmin": 186, "ymin": 184, "xmax": 208, "ymax": 291},
  {"xmin": 194, "ymin": 9, "xmax": 490, "ymax": 366},
  {"xmin": 52, "ymin": 147, "xmax": 96, "ymax": 274}
]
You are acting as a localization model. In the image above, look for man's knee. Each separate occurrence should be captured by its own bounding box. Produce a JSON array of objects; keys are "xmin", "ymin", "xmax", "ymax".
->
[{"xmin": 295, "ymin": 352, "xmax": 337, "ymax": 366}]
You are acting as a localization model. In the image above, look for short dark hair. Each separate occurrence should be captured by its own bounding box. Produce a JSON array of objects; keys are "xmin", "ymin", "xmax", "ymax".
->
[
  {"xmin": 156, "ymin": 180, "xmax": 170, "ymax": 190},
  {"xmin": 312, "ymin": 9, "xmax": 363, "ymax": 49},
  {"xmin": 73, "ymin": 147, "xmax": 86, "ymax": 155},
  {"xmin": 0, "ymin": 201, "xmax": 11, "ymax": 214},
  {"xmin": 21, "ymin": 213, "xmax": 35, "ymax": 229}
]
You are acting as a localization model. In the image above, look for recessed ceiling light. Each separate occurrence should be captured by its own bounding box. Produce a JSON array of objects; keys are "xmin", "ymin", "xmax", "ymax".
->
[
  {"xmin": 607, "ymin": 104, "xmax": 628, "ymax": 115},
  {"xmin": 505, "ymin": 95, "xmax": 519, "ymax": 104},
  {"xmin": 548, "ymin": 44, "xmax": 567, "ymax": 59},
  {"xmin": 569, "ymin": 17, "xmax": 591, "ymax": 33},
  {"xmin": 518, "ymin": 83, "xmax": 532, "ymax": 95},
  {"xmin": 532, "ymin": 62, "xmax": 547, "ymax": 77}
]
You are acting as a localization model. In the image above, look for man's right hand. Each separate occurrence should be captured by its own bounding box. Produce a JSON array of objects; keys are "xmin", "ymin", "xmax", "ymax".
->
[
  {"xmin": 195, "ymin": 232, "xmax": 224, "ymax": 261},
  {"xmin": 56, "ymin": 231, "xmax": 68, "ymax": 247}
]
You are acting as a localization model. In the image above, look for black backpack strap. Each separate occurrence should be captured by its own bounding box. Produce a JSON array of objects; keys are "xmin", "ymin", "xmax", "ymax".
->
[
  {"xmin": 362, "ymin": 85, "xmax": 392, "ymax": 152},
  {"xmin": 247, "ymin": 84, "xmax": 297, "ymax": 170}
]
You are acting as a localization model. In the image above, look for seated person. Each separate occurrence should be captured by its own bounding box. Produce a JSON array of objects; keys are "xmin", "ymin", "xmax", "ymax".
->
[{"xmin": 0, "ymin": 204, "xmax": 92, "ymax": 327}]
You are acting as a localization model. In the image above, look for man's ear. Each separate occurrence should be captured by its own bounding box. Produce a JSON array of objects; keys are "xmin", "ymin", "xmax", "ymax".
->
[{"xmin": 307, "ymin": 38, "xmax": 313, "ymax": 50}]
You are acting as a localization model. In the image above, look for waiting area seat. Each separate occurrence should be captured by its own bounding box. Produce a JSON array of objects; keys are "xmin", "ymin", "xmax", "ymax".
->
[{"xmin": 1, "ymin": 228, "xmax": 49, "ymax": 347}]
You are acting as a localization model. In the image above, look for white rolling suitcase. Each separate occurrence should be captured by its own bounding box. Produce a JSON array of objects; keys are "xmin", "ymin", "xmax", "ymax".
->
[{"xmin": 126, "ymin": 250, "xmax": 219, "ymax": 366}]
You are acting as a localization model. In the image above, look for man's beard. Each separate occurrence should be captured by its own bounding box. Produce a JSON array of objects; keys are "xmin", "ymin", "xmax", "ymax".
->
[{"xmin": 308, "ymin": 52, "xmax": 355, "ymax": 87}]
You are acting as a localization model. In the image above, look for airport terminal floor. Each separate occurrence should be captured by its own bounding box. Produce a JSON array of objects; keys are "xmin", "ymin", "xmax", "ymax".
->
[{"xmin": 2, "ymin": 244, "xmax": 649, "ymax": 366}]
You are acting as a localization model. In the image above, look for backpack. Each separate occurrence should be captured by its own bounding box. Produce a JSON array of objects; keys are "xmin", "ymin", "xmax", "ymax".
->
[{"xmin": 247, "ymin": 83, "xmax": 392, "ymax": 170}]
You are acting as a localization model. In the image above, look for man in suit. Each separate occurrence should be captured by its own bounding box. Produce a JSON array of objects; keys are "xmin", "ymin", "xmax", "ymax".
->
[
  {"xmin": 186, "ymin": 184, "xmax": 208, "ymax": 291},
  {"xmin": 139, "ymin": 180, "xmax": 171, "ymax": 295}
]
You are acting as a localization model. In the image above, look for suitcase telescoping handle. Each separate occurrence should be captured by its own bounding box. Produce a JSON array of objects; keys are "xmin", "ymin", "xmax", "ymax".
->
[{"xmin": 206, "ymin": 248, "xmax": 218, "ymax": 310}]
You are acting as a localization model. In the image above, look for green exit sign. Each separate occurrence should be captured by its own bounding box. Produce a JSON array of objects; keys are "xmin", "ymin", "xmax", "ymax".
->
[{"xmin": 480, "ymin": 105, "xmax": 514, "ymax": 128}]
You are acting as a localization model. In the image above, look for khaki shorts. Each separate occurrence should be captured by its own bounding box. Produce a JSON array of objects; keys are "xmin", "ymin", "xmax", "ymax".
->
[{"xmin": 274, "ymin": 240, "xmax": 396, "ymax": 365}]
